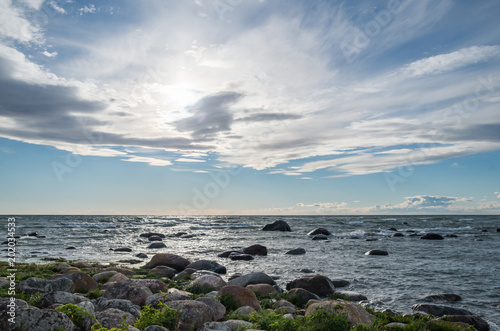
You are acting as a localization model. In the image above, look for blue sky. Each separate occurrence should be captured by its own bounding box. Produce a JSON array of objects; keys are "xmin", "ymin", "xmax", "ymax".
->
[{"xmin": 1, "ymin": 0, "xmax": 500, "ymax": 215}]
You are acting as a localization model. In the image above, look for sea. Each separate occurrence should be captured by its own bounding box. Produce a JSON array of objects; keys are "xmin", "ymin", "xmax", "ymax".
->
[{"xmin": 2, "ymin": 215, "xmax": 500, "ymax": 327}]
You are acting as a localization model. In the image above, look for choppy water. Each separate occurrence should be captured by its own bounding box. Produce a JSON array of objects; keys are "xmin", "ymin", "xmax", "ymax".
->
[{"xmin": 2, "ymin": 215, "xmax": 500, "ymax": 326}]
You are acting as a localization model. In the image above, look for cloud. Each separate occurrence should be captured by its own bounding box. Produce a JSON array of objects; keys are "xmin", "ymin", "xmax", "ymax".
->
[
  {"xmin": 175, "ymin": 91, "xmax": 242, "ymax": 141},
  {"xmin": 236, "ymin": 113, "xmax": 302, "ymax": 122},
  {"xmin": 42, "ymin": 50, "xmax": 58, "ymax": 57},
  {"xmin": 0, "ymin": 0, "xmax": 41, "ymax": 43},
  {"xmin": 79, "ymin": 4, "xmax": 96, "ymax": 15},
  {"xmin": 496, "ymin": 192, "xmax": 500, "ymax": 199},
  {"xmin": 398, "ymin": 195, "xmax": 471, "ymax": 208},
  {"xmin": 398, "ymin": 46, "xmax": 500, "ymax": 78},
  {"xmin": 122, "ymin": 156, "xmax": 172, "ymax": 167}
]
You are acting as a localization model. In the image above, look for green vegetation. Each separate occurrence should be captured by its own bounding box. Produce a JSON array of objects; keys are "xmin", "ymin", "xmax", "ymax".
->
[
  {"xmin": 133, "ymin": 302, "xmax": 179, "ymax": 330},
  {"xmin": 218, "ymin": 292, "xmax": 239, "ymax": 312},
  {"xmin": 87, "ymin": 288, "xmax": 104, "ymax": 299},
  {"xmin": 0, "ymin": 261, "xmax": 60, "ymax": 281},
  {"xmin": 56, "ymin": 303, "xmax": 96, "ymax": 329}
]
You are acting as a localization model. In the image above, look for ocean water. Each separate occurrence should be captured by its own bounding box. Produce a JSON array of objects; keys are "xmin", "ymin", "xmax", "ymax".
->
[{"xmin": 2, "ymin": 215, "xmax": 500, "ymax": 326}]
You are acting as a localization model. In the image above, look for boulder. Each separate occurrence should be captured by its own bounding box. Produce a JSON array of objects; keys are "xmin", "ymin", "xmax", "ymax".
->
[
  {"xmin": 59, "ymin": 272, "xmax": 98, "ymax": 293},
  {"xmin": 27, "ymin": 232, "xmax": 38, "ymax": 236},
  {"xmin": 336, "ymin": 291, "xmax": 368, "ymax": 301},
  {"xmin": 412, "ymin": 304, "xmax": 472, "ymax": 316},
  {"xmin": 242, "ymin": 244, "xmax": 267, "ymax": 256},
  {"xmin": 441, "ymin": 315, "xmax": 490, "ymax": 331},
  {"xmin": 246, "ymin": 284, "xmax": 278, "ymax": 298},
  {"xmin": 132, "ymin": 279, "xmax": 167, "ymax": 293},
  {"xmin": 190, "ymin": 274, "xmax": 227, "ymax": 292},
  {"xmin": 286, "ymin": 275, "xmax": 336, "ymax": 297},
  {"xmin": 186, "ymin": 260, "xmax": 227, "ymax": 274},
  {"xmin": 196, "ymin": 297, "xmax": 226, "ymax": 321},
  {"xmin": 145, "ymin": 253, "xmax": 191, "ymax": 271},
  {"xmin": 78, "ymin": 301, "xmax": 96, "ymax": 315},
  {"xmin": 103, "ymin": 280, "xmax": 153, "ymax": 306},
  {"xmin": 19, "ymin": 277, "xmax": 75, "ymax": 294},
  {"xmin": 172, "ymin": 268, "xmax": 197, "ymax": 281},
  {"xmin": 228, "ymin": 272, "xmax": 275, "ymax": 287},
  {"xmin": 114, "ymin": 247, "xmax": 133, "ymax": 252},
  {"xmin": 422, "ymin": 294, "xmax": 462, "ymax": 302},
  {"xmin": 93, "ymin": 271, "xmax": 118, "ymax": 283},
  {"xmin": 300, "ymin": 268, "xmax": 314, "ymax": 273},
  {"xmin": 164, "ymin": 300, "xmax": 214, "ymax": 331},
  {"xmin": 140, "ymin": 232, "xmax": 166, "ymax": 238},
  {"xmin": 95, "ymin": 308, "xmax": 136, "ymax": 329},
  {"xmin": 365, "ymin": 250, "xmax": 389, "ymax": 256},
  {"xmin": 135, "ymin": 253, "xmax": 148, "ymax": 259},
  {"xmin": 262, "ymin": 220, "xmax": 291, "ymax": 231},
  {"xmin": 305, "ymin": 300, "xmax": 373, "ymax": 327},
  {"xmin": 392, "ymin": 233, "xmax": 405, "ymax": 237},
  {"xmin": 147, "ymin": 242, "xmax": 167, "ymax": 249},
  {"xmin": 223, "ymin": 320, "xmax": 253, "ymax": 330},
  {"xmin": 421, "ymin": 233, "xmax": 444, "ymax": 240},
  {"xmin": 145, "ymin": 288, "xmax": 193, "ymax": 308},
  {"xmin": 286, "ymin": 248, "xmax": 306, "ymax": 255},
  {"xmin": 39, "ymin": 291, "xmax": 89, "ymax": 308},
  {"xmin": 108, "ymin": 273, "xmax": 129, "ymax": 283},
  {"xmin": 9, "ymin": 305, "xmax": 76, "ymax": 330},
  {"xmin": 218, "ymin": 285, "xmax": 261, "ymax": 311},
  {"xmin": 444, "ymin": 234, "xmax": 458, "ymax": 238},
  {"xmin": 92, "ymin": 297, "xmax": 142, "ymax": 318},
  {"xmin": 286, "ymin": 288, "xmax": 320, "ymax": 306},
  {"xmin": 308, "ymin": 228, "xmax": 331, "ymax": 236},
  {"xmin": 149, "ymin": 266, "xmax": 177, "ymax": 278},
  {"xmin": 229, "ymin": 253, "xmax": 254, "ymax": 261}
]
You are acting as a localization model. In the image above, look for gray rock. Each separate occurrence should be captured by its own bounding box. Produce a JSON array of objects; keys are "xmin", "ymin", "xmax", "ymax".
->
[
  {"xmin": 39, "ymin": 291, "xmax": 89, "ymax": 308},
  {"xmin": 286, "ymin": 248, "xmax": 306, "ymax": 255},
  {"xmin": 145, "ymin": 288, "xmax": 192, "ymax": 308},
  {"xmin": 331, "ymin": 279, "xmax": 350, "ymax": 287},
  {"xmin": 95, "ymin": 308, "xmax": 136, "ymax": 329},
  {"xmin": 242, "ymin": 244, "xmax": 267, "ymax": 256},
  {"xmin": 135, "ymin": 253, "xmax": 148, "ymax": 258},
  {"xmin": 262, "ymin": 220, "xmax": 291, "ymax": 231},
  {"xmin": 286, "ymin": 288, "xmax": 320, "ymax": 306},
  {"xmin": 228, "ymin": 272, "xmax": 276, "ymax": 287},
  {"xmin": 392, "ymin": 233, "xmax": 405, "ymax": 237},
  {"xmin": 307, "ymin": 228, "xmax": 331, "ymax": 236},
  {"xmin": 9, "ymin": 305, "xmax": 76, "ymax": 331},
  {"xmin": 217, "ymin": 250, "xmax": 242, "ymax": 258},
  {"xmin": 387, "ymin": 322, "xmax": 407, "ymax": 328},
  {"xmin": 103, "ymin": 280, "xmax": 153, "ymax": 306},
  {"xmin": 223, "ymin": 320, "xmax": 253, "ymax": 330},
  {"xmin": 147, "ymin": 242, "xmax": 167, "ymax": 249},
  {"xmin": 145, "ymin": 253, "xmax": 191, "ymax": 271},
  {"xmin": 412, "ymin": 304, "xmax": 472, "ymax": 316},
  {"xmin": 148, "ymin": 235, "xmax": 163, "ymax": 241},
  {"xmin": 140, "ymin": 232, "xmax": 166, "ymax": 238},
  {"xmin": 199, "ymin": 321, "xmax": 232, "ymax": 331},
  {"xmin": 190, "ymin": 274, "xmax": 227, "ymax": 292},
  {"xmin": 286, "ymin": 275, "xmax": 336, "ymax": 298},
  {"xmin": 312, "ymin": 235, "xmax": 328, "ymax": 240},
  {"xmin": 131, "ymin": 279, "xmax": 167, "ymax": 293},
  {"xmin": 93, "ymin": 271, "xmax": 118, "ymax": 283},
  {"xmin": 19, "ymin": 277, "xmax": 75, "ymax": 294},
  {"xmin": 196, "ymin": 297, "xmax": 226, "ymax": 321},
  {"xmin": 92, "ymin": 297, "xmax": 142, "ymax": 318},
  {"xmin": 164, "ymin": 300, "xmax": 214, "ymax": 331},
  {"xmin": 186, "ymin": 260, "xmax": 227, "ymax": 274},
  {"xmin": 114, "ymin": 247, "xmax": 133, "ymax": 252},
  {"xmin": 233, "ymin": 305, "xmax": 256, "ymax": 317},
  {"xmin": 144, "ymin": 326, "xmax": 170, "ymax": 331},
  {"xmin": 149, "ymin": 265, "xmax": 176, "ymax": 278},
  {"xmin": 300, "ymin": 268, "xmax": 314, "ymax": 273},
  {"xmin": 78, "ymin": 300, "xmax": 96, "ymax": 315}
]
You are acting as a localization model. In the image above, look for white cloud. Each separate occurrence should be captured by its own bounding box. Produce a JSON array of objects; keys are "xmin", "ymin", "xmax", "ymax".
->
[
  {"xmin": 79, "ymin": 4, "xmax": 96, "ymax": 15},
  {"xmin": 122, "ymin": 156, "xmax": 172, "ymax": 166},
  {"xmin": 42, "ymin": 50, "xmax": 58, "ymax": 57},
  {"xmin": 496, "ymin": 192, "xmax": 500, "ymax": 199},
  {"xmin": 48, "ymin": 1, "xmax": 65, "ymax": 14},
  {"xmin": 175, "ymin": 158, "xmax": 205, "ymax": 163},
  {"xmin": 0, "ymin": 0, "xmax": 42, "ymax": 43},
  {"xmin": 398, "ymin": 46, "xmax": 500, "ymax": 78}
]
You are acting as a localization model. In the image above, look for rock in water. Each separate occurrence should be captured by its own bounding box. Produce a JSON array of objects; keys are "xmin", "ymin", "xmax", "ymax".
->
[
  {"xmin": 286, "ymin": 275, "xmax": 336, "ymax": 297},
  {"xmin": 186, "ymin": 260, "xmax": 227, "ymax": 274},
  {"xmin": 242, "ymin": 244, "xmax": 267, "ymax": 256},
  {"xmin": 420, "ymin": 233, "xmax": 444, "ymax": 240},
  {"xmin": 365, "ymin": 250, "xmax": 389, "ymax": 256},
  {"xmin": 147, "ymin": 242, "xmax": 167, "ymax": 249},
  {"xmin": 441, "ymin": 315, "xmax": 490, "ymax": 331},
  {"xmin": 145, "ymin": 253, "xmax": 191, "ymax": 271},
  {"xmin": 229, "ymin": 253, "xmax": 254, "ymax": 261},
  {"xmin": 412, "ymin": 304, "xmax": 472, "ymax": 316},
  {"xmin": 422, "ymin": 294, "xmax": 462, "ymax": 302},
  {"xmin": 307, "ymin": 228, "xmax": 331, "ymax": 236},
  {"xmin": 312, "ymin": 235, "xmax": 328, "ymax": 240},
  {"xmin": 113, "ymin": 247, "xmax": 132, "ymax": 252},
  {"xmin": 262, "ymin": 220, "xmax": 291, "ymax": 231},
  {"xmin": 392, "ymin": 233, "xmax": 404, "ymax": 237},
  {"xmin": 140, "ymin": 232, "xmax": 166, "ymax": 238},
  {"xmin": 286, "ymin": 248, "xmax": 306, "ymax": 255}
]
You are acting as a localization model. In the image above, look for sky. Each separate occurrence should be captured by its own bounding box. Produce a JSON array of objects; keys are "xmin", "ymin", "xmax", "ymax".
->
[{"xmin": 0, "ymin": 0, "xmax": 500, "ymax": 215}]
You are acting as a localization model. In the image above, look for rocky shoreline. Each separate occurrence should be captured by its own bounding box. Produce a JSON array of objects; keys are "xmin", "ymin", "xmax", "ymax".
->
[{"xmin": 0, "ymin": 248, "xmax": 492, "ymax": 331}]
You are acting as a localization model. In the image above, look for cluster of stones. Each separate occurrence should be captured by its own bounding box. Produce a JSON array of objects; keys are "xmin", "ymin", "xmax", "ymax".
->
[{"xmin": 0, "ymin": 250, "xmax": 491, "ymax": 331}]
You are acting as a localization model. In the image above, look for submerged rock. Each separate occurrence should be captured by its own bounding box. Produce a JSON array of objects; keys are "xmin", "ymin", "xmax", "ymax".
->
[
  {"xmin": 135, "ymin": 253, "xmax": 148, "ymax": 258},
  {"xmin": 286, "ymin": 248, "xmax": 306, "ymax": 255},
  {"xmin": 140, "ymin": 232, "xmax": 166, "ymax": 238},
  {"xmin": 307, "ymin": 228, "xmax": 331, "ymax": 236},
  {"xmin": 420, "ymin": 233, "xmax": 444, "ymax": 240},
  {"xmin": 242, "ymin": 244, "xmax": 267, "ymax": 256},
  {"xmin": 229, "ymin": 253, "xmax": 254, "ymax": 261},
  {"xmin": 392, "ymin": 233, "xmax": 405, "ymax": 237},
  {"xmin": 365, "ymin": 250, "xmax": 389, "ymax": 256},
  {"xmin": 262, "ymin": 220, "xmax": 291, "ymax": 231},
  {"xmin": 148, "ymin": 235, "xmax": 163, "ymax": 242},
  {"xmin": 113, "ymin": 247, "xmax": 132, "ymax": 252},
  {"xmin": 217, "ymin": 250, "xmax": 242, "ymax": 258},
  {"xmin": 422, "ymin": 294, "xmax": 462, "ymax": 302},
  {"xmin": 312, "ymin": 235, "xmax": 329, "ymax": 240},
  {"xmin": 147, "ymin": 242, "xmax": 167, "ymax": 249}
]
